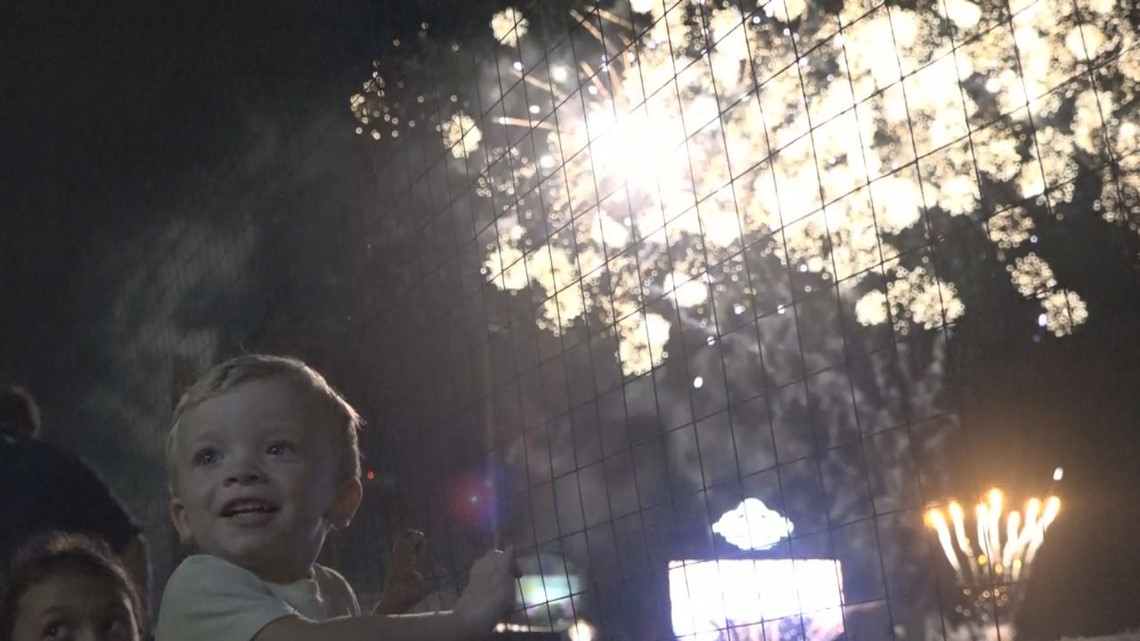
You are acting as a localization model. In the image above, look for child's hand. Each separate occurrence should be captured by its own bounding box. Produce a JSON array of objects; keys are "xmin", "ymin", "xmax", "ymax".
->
[
  {"xmin": 375, "ymin": 529, "xmax": 428, "ymax": 615},
  {"xmin": 453, "ymin": 546, "xmax": 520, "ymax": 637}
]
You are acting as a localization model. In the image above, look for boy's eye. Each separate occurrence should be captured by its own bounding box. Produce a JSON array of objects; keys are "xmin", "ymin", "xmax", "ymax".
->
[
  {"xmin": 267, "ymin": 440, "xmax": 296, "ymax": 456},
  {"xmin": 191, "ymin": 447, "xmax": 219, "ymax": 466}
]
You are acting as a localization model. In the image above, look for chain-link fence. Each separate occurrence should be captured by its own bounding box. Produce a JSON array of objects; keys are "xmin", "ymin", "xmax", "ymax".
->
[{"xmin": 4, "ymin": 0, "xmax": 1139, "ymax": 639}]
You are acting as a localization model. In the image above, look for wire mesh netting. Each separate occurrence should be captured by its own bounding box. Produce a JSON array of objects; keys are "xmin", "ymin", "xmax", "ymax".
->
[
  {"xmin": 4, "ymin": 0, "xmax": 1139, "ymax": 639},
  {"xmin": 332, "ymin": 0, "xmax": 1138, "ymax": 638}
]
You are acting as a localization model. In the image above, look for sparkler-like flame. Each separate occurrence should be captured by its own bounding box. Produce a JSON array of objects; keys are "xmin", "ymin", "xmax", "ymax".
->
[
  {"xmin": 352, "ymin": 0, "xmax": 1138, "ymax": 376},
  {"xmin": 926, "ymin": 490, "xmax": 1061, "ymax": 625}
]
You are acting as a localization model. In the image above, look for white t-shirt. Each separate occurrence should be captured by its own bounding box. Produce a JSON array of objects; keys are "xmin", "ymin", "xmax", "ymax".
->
[{"xmin": 155, "ymin": 555, "xmax": 361, "ymax": 641}]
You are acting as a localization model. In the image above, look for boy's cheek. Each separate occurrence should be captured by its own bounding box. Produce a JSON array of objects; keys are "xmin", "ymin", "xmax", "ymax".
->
[{"xmin": 180, "ymin": 470, "xmax": 211, "ymax": 496}]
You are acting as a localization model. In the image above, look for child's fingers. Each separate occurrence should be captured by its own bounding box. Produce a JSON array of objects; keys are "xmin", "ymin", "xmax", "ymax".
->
[
  {"xmin": 482, "ymin": 547, "xmax": 511, "ymax": 578},
  {"xmin": 390, "ymin": 529, "xmax": 426, "ymax": 569},
  {"xmin": 494, "ymin": 542, "xmax": 522, "ymax": 579},
  {"xmin": 392, "ymin": 529, "xmax": 425, "ymax": 552},
  {"xmin": 502, "ymin": 545, "xmax": 522, "ymax": 579}
]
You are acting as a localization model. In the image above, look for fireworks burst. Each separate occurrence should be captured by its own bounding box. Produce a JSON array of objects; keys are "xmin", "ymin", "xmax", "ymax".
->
[
  {"xmin": 926, "ymin": 489, "xmax": 1061, "ymax": 624},
  {"xmin": 352, "ymin": 0, "xmax": 1139, "ymax": 376}
]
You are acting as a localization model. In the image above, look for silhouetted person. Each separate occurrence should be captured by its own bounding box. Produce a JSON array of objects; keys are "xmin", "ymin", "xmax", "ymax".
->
[
  {"xmin": 0, "ymin": 387, "xmax": 40, "ymax": 440},
  {"xmin": 0, "ymin": 386, "xmax": 152, "ymax": 629}
]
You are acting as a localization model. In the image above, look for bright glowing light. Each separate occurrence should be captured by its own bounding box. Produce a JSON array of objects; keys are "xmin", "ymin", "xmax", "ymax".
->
[
  {"xmin": 1053, "ymin": 467, "xmax": 1064, "ymax": 481},
  {"xmin": 352, "ymin": 0, "xmax": 1138, "ymax": 376},
  {"xmin": 987, "ymin": 489, "xmax": 1003, "ymax": 563},
  {"xmin": 566, "ymin": 619, "xmax": 595, "ymax": 641},
  {"xmin": 668, "ymin": 559, "xmax": 844, "ymax": 641},
  {"xmin": 464, "ymin": 3, "xmax": 978, "ymax": 374},
  {"xmin": 1025, "ymin": 496, "xmax": 1062, "ymax": 568},
  {"xmin": 441, "ymin": 112, "xmax": 482, "ymax": 159},
  {"xmin": 490, "ymin": 8, "xmax": 528, "ymax": 47},
  {"xmin": 516, "ymin": 573, "xmax": 582, "ymax": 621},
  {"xmin": 1040, "ymin": 289, "xmax": 1089, "ymax": 337},
  {"xmin": 1002, "ymin": 510, "xmax": 1021, "ymax": 570},
  {"xmin": 665, "ymin": 272, "xmax": 709, "ymax": 308},
  {"xmin": 1044, "ymin": 496, "xmax": 1061, "ymax": 521},
  {"xmin": 1009, "ymin": 253, "xmax": 1057, "ymax": 297},
  {"xmin": 949, "ymin": 501, "xmax": 974, "ymax": 559},
  {"xmin": 927, "ymin": 509, "xmax": 962, "ymax": 575},
  {"xmin": 855, "ymin": 289, "xmax": 889, "ymax": 326},
  {"xmin": 882, "ymin": 266, "xmax": 966, "ymax": 334},
  {"xmin": 940, "ymin": 0, "xmax": 982, "ymax": 28},
  {"xmin": 629, "ymin": 0, "xmax": 658, "ymax": 15},
  {"xmin": 711, "ymin": 498, "xmax": 794, "ymax": 551},
  {"xmin": 927, "ymin": 493, "xmax": 1062, "ymax": 622},
  {"xmin": 692, "ymin": 376, "xmax": 704, "ymax": 389},
  {"xmin": 761, "ymin": 0, "xmax": 809, "ymax": 24}
]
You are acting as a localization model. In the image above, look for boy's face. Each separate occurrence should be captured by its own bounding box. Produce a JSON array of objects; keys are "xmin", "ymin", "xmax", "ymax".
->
[{"xmin": 169, "ymin": 377, "xmax": 361, "ymax": 583}]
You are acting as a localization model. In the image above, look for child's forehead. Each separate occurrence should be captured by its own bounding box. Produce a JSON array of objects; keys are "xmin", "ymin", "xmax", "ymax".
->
[
  {"xmin": 194, "ymin": 377, "xmax": 321, "ymax": 416},
  {"xmin": 22, "ymin": 568, "xmax": 122, "ymax": 607},
  {"xmin": 179, "ymin": 379, "xmax": 328, "ymax": 435}
]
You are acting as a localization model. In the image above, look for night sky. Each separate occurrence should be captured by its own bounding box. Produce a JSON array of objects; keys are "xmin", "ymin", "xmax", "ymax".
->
[{"xmin": 3, "ymin": 2, "xmax": 1139, "ymax": 639}]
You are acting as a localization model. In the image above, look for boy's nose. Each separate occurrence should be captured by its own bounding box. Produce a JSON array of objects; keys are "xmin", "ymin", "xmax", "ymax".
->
[
  {"xmin": 225, "ymin": 467, "xmax": 264, "ymax": 485},
  {"xmin": 224, "ymin": 455, "xmax": 265, "ymax": 485}
]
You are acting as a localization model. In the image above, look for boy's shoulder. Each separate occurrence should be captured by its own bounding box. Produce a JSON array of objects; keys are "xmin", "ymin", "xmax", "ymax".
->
[
  {"xmin": 161, "ymin": 556, "xmax": 360, "ymax": 621},
  {"xmin": 156, "ymin": 555, "xmax": 295, "ymax": 641},
  {"xmin": 170, "ymin": 554, "xmax": 260, "ymax": 582},
  {"xmin": 161, "ymin": 554, "xmax": 274, "ymax": 605}
]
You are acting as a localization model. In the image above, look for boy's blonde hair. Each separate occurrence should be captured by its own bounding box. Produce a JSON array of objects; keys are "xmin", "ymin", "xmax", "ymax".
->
[{"xmin": 166, "ymin": 354, "xmax": 363, "ymax": 493}]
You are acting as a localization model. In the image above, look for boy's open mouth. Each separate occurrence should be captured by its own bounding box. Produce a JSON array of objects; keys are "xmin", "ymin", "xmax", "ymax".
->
[{"xmin": 220, "ymin": 498, "xmax": 280, "ymax": 517}]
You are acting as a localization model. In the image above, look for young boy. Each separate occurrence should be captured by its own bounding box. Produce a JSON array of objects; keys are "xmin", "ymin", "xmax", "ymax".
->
[{"xmin": 155, "ymin": 354, "xmax": 517, "ymax": 641}]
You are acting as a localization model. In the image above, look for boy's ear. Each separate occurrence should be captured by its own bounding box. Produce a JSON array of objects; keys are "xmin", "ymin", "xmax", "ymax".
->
[
  {"xmin": 169, "ymin": 497, "xmax": 195, "ymax": 545},
  {"xmin": 327, "ymin": 478, "xmax": 363, "ymax": 530}
]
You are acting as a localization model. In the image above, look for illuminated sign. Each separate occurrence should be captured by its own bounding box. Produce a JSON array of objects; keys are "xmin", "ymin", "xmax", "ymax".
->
[
  {"xmin": 669, "ymin": 559, "xmax": 845, "ymax": 641},
  {"xmin": 711, "ymin": 498, "xmax": 795, "ymax": 551}
]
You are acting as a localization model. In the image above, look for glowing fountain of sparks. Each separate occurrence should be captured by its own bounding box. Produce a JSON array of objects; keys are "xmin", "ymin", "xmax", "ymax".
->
[
  {"xmin": 352, "ymin": 0, "xmax": 1139, "ymax": 377},
  {"xmin": 926, "ymin": 489, "xmax": 1061, "ymax": 625}
]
